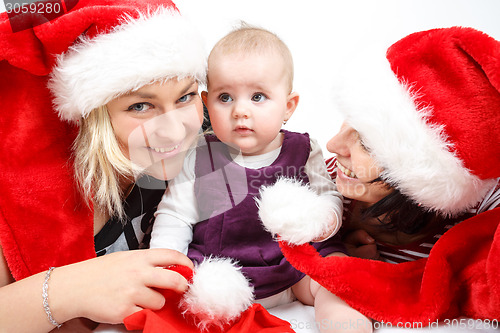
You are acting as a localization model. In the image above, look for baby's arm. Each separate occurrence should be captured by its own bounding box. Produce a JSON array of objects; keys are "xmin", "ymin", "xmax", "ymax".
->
[
  {"xmin": 150, "ymin": 204, "xmax": 196, "ymax": 255},
  {"xmin": 150, "ymin": 150, "xmax": 199, "ymax": 255},
  {"xmin": 305, "ymin": 138, "xmax": 343, "ymax": 241},
  {"xmin": 292, "ymin": 253, "xmax": 373, "ymax": 333}
]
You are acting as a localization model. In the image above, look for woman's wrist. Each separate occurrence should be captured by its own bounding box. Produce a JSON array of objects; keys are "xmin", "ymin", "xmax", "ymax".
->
[
  {"xmin": 42, "ymin": 267, "xmax": 62, "ymax": 328},
  {"xmin": 45, "ymin": 264, "xmax": 81, "ymax": 326}
]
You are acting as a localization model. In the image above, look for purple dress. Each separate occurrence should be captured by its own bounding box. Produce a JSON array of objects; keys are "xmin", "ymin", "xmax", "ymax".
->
[{"xmin": 188, "ymin": 130, "xmax": 345, "ymax": 299}]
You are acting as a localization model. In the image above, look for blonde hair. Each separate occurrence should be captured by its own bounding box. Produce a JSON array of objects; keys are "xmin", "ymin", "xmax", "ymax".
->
[
  {"xmin": 73, "ymin": 105, "xmax": 140, "ymax": 220},
  {"xmin": 209, "ymin": 24, "xmax": 294, "ymax": 92}
]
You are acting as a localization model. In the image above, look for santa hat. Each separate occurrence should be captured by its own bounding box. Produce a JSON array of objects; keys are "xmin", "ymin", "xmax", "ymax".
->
[
  {"xmin": 335, "ymin": 27, "xmax": 500, "ymax": 216},
  {"xmin": 124, "ymin": 259, "xmax": 294, "ymax": 333},
  {"xmin": 49, "ymin": 6, "xmax": 206, "ymax": 122}
]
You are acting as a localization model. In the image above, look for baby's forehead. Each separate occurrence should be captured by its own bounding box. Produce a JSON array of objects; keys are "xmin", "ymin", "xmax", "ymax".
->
[
  {"xmin": 207, "ymin": 29, "xmax": 294, "ymax": 91},
  {"xmin": 207, "ymin": 50, "xmax": 289, "ymax": 82},
  {"xmin": 208, "ymin": 47, "xmax": 281, "ymax": 64},
  {"xmin": 208, "ymin": 48, "xmax": 291, "ymax": 76}
]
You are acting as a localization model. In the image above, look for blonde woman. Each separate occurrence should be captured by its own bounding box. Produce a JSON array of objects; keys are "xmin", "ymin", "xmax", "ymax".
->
[{"xmin": 0, "ymin": 0, "xmax": 207, "ymax": 331}]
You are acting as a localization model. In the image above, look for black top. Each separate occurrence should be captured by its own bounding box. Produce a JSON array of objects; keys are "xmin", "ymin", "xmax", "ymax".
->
[{"xmin": 94, "ymin": 176, "xmax": 167, "ymax": 256}]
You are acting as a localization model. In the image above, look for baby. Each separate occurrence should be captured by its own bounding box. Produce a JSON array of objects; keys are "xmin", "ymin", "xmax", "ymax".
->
[{"xmin": 151, "ymin": 26, "xmax": 372, "ymax": 332}]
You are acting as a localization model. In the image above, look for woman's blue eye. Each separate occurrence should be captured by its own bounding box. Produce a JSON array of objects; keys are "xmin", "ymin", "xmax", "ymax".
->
[
  {"xmin": 251, "ymin": 93, "xmax": 266, "ymax": 102},
  {"xmin": 219, "ymin": 93, "xmax": 232, "ymax": 103},
  {"xmin": 359, "ymin": 138, "xmax": 370, "ymax": 152},
  {"xmin": 127, "ymin": 103, "xmax": 152, "ymax": 112},
  {"xmin": 178, "ymin": 92, "xmax": 195, "ymax": 103}
]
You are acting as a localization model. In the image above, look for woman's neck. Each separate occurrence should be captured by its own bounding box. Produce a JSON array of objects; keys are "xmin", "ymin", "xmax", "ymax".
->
[
  {"xmin": 93, "ymin": 205, "xmax": 109, "ymax": 236},
  {"xmin": 119, "ymin": 175, "xmax": 135, "ymax": 197}
]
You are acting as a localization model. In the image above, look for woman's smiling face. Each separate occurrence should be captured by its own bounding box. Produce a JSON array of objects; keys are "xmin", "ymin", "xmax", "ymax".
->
[
  {"xmin": 106, "ymin": 77, "xmax": 203, "ymax": 181},
  {"xmin": 327, "ymin": 122, "xmax": 393, "ymax": 204}
]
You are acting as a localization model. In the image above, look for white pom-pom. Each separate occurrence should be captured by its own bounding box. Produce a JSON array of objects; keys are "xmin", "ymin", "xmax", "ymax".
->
[
  {"xmin": 256, "ymin": 177, "xmax": 337, "ymax": 245},
  {"xmin": 180, "ymin": 257, "xmax": 254, "ymax": 331}
]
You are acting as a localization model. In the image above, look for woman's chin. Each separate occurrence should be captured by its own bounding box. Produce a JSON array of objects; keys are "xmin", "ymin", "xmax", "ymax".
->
[
  {"xmin": 142, "ymin": 153, "xmax": 185, "ymax": 181},
  {"xmin": 337, "ymin": 182, "xmax": 368, "ymax": 201},
  {"xmin": 336, "ymin": 174, "xmax": 393, "ymax": 204}
]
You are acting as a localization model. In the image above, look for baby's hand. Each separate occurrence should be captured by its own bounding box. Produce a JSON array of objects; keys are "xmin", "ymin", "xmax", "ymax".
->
[
  {"xmin": 343, "ymin": 229, "xmax": 380, "ymax": 259},
  {"xmin": 311, "ymin": 217, "xmax": 339, "ymax": 242}
]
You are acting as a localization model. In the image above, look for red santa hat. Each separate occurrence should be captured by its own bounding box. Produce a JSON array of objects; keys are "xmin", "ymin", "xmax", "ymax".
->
[
  {"xmin": 259, "ymin": 27, "xmax": 500, "ymax": 324},
  {"xmin": 49, "ymin": 6, "xmax": 206, "ymax": 123},
  {"xmin": 335, "ymin": 26, "xmax": 500, "ymax": 216},
  {"xmin": 124, "ymin": 259, "xmax": 294, "ymax": 333}
]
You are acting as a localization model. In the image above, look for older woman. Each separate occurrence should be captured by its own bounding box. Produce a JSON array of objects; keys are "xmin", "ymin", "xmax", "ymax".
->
[{"xmin": 277, "ymin": 26, "xmax": 500, "ymax": 326}]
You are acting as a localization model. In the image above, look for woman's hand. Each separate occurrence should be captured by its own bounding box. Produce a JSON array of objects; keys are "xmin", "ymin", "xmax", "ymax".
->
[
  {"xmin": 343, "ymin": 229, "xmax": 380, "ymax": 260},
  {"xmin": 50, "ymin": 248, "xmax": 194, "ymax": 325}
]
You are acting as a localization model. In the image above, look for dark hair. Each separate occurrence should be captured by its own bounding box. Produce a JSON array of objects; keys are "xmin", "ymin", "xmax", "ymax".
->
[{"xmin": 361, "ymin": 179, "xmax": 439, "ymax": 234}]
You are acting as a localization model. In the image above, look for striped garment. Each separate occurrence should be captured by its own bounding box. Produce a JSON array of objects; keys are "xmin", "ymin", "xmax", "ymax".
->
[
  {"xmin": 94, "ymin": 176, "xmax": 167, "ymax": 256},
  {"xmin": 325, "ymin": 156, "xmax": 500, "ymax": 263}
]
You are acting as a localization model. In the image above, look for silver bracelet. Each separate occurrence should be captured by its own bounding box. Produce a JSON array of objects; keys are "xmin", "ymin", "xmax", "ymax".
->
[{"xmin": 42, "ymin": 267, "xmax": 62, "ymax": 328}]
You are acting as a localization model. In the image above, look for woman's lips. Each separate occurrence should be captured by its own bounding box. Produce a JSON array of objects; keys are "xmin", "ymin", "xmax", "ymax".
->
[
  {"xmin": 336, "ymin": 160, "xmax": 357, "ymax": 178},
  {"xmin": 147, "ymin": 142, "xmax": 182, "ymax": 159}
]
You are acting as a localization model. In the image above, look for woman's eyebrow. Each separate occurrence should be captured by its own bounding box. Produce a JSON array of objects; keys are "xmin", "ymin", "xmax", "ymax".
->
[
  {"xmin": 125, "ymin": 81, "xmax": 197, "ymax": 99},
  {"xmin": 125, "ymin": 91, "xmax": 156, "ymax": 99},
  {"xmin": 179, "ymin": 81, "xmax": 197, "ymax": 95}
]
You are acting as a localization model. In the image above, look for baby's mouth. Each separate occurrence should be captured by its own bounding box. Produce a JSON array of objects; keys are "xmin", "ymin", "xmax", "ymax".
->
[{"xmin": 234, "ymin": 125, "xmax": 253, "ymax": 133}]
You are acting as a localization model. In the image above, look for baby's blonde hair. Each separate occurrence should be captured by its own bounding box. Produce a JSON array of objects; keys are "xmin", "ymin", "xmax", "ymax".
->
[
  {"xmin": 73, "ymin": 106, "xmax": 141, "ymax": 220},
  {"xmin": 208, "ymin": 24, "xmax": 294, "ymax": 92}
]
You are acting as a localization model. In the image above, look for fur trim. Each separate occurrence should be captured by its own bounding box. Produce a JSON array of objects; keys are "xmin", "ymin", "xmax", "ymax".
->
[
  {"xmin": 256, "ymin": 177, "xmax": 339, "ymax": 244},
  {"xmin": 334, "ymin": 46, "xmax": 495, "ymax": 216},
  {"xmin": 179, "ymin": 257, "xmax": 254, "ymax": 331},
  {"xmin": 48, "ymin": 7, "xmax": 206, "ymax": 122}
]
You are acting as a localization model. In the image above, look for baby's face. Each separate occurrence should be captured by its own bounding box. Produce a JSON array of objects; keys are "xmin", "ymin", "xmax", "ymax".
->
[{"xmin": 203, "ymin": 51, "xmax": 295, "ymax": 156}]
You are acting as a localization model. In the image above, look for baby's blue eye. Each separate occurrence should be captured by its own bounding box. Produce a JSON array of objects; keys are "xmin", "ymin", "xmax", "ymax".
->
[
  {"xmin": 127, "ymin": 103, "xmax": 152, "ymax": 112},
  {"xmin": 251, "ymin": 93, "xmax": 266, "ymax": 102},
  {"xmin": 219, "ymin": 93, "xmax": 232, "ymax": 103}
]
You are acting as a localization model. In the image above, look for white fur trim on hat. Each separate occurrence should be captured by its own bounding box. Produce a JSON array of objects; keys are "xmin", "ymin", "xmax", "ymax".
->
[
  {"xmin": 179, "ymin": 257, "xmax": 254, "ymax": 331},
  {"xmin": 48, "ymin": 7, "xmax": 206, "ymax": 122},
  {"xmin": 334, "ymin": 48, "xmax": 495, "ymax": 216},
  {"xmin": 256, "ymin": 177, "xmax": 340, "ymax": 244}
]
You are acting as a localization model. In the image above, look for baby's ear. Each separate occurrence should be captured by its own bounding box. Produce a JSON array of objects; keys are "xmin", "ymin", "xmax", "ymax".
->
[
  {"xmin": 286, "ymin": 92, "xmax": 299, "ymax": 118},
  {"xmin": 201, "ymin": 91, "xmax": 208, "ymax": 106}
]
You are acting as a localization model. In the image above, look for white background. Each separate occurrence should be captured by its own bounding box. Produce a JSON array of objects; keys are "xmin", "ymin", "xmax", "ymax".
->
[
  {"xmin": 3, "ymin": 3, "xmax": 499, "ymax": 331},
  {"xmin": 2, "ymin": 0, "xmax": 500, "ymax": 154},
  {"xmin": 173, "ymin": 0, "xmax": 500, "ymax": 157}
]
